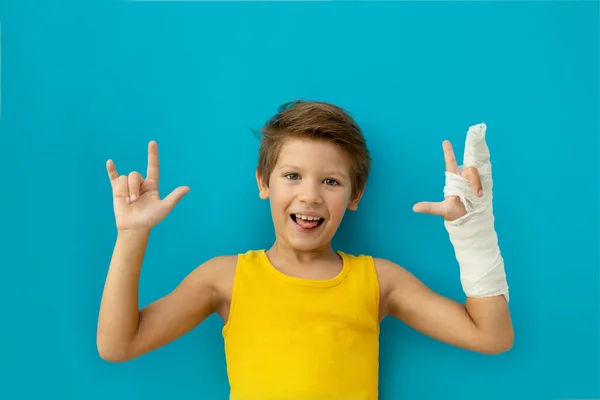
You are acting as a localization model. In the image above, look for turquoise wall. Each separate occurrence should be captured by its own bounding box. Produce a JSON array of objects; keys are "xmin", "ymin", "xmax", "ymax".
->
[{"xmin": 1, "ymin": 1, "xmax": 598, "ymax": 399}]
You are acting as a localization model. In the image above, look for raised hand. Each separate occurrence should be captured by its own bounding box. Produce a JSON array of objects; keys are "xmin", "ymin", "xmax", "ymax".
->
[
  {"xmin": 413, "ymin": 124, "xmax": 491, "ymax": 222},
  {"xmin": 106, "ymin": 141, "xmax": 190, "ymax": 232}
]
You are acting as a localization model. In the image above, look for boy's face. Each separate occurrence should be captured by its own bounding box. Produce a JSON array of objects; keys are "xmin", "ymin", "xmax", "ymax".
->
[{"xmin": 256, "ymin": 137, "xmax": 361, "ymax": 252}]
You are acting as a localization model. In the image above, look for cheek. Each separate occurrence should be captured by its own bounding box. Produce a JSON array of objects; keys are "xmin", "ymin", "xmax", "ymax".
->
[
  {"xmin": 268, "ymin": 183, "xmax": 293, "ymax": 210},
  {"xmin": 324, "ymin": 192, "xmax": 351, "ymax": 217}
]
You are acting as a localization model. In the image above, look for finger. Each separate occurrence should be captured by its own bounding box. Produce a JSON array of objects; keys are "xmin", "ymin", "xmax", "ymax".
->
[
  {"xmin": 106, "ymin": 160, "xmax": 119, "ymax": 192},
  {"xmin": 412, "ymin": 201, "xmax": 445, "ymax": 217},
  {"xmin": 443, "ymin": 140, "xmax": 460, "ymax": 175},
  {"xmin": 162, "ymin": 186, "xmax": 190, "ymax": 211},
  {"xmin": 147, "ymin": 141, "xmax": 160, "ymax": 182},
  {"xmin": 128, "ymin": 171, "xmax": 144, "ymax": 202},
  {"xmin": 118, "ymin": 175, "xmax": 130, "ymax": 202},
  {"xmin": 461, "ymin": 166, "xmax": 483, "ymax": 197},
  {"xmin": 464, "ymin": 123, "xmax": 490, "ymax": 168}
]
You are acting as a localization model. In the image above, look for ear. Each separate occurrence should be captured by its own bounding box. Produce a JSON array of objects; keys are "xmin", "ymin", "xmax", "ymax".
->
[
  {"xmin": 347, "ymin": 188, "xmax": 365, "ymax": 211},
  {"xmin": 256, "ymin": 170, "xmax": 270, "ymax": 200}
]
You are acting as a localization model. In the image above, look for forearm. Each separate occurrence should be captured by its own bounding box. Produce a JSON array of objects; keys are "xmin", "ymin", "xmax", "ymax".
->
[
  {"xmin": 446, "ymin": 201, "xmax": 509, "ymax": 301},
  {"xmin": 386, "ymin": 266, "xmax": 513, "ymax": 354},
  {"xmin": 402, "ymin": 124, "xmax": 513, "ymax": 354},
  {"xmin": 445, "ymin": 197, "xmax": 513, "ymax": 350},
  {"xmin": 97, "ymin": 230, "xmax": 149, "ymax": 358},
  {"xmin": 444, "ymin": 124, "xmax": 512, "ymax": 350}
]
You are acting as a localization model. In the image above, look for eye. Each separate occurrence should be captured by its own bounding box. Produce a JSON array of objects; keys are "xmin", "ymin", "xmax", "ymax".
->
[
  {"xmin": 324, "ymin": 178, "xmax": 339, "ymax": 186},
  {"xmin": 285, "ymin": 173, "xmax": 300, "ymax": 180}
]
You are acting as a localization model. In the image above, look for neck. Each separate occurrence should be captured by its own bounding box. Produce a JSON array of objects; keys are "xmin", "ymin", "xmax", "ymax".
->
[{"xmin": 267, "ymin": 238, "xmax": 339, "ymax": 265}]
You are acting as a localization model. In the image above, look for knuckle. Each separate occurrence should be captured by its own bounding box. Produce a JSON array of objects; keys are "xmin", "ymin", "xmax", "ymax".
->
[{"xmin": 118, "ymin": 177, "xmax": 129, "ymax": 192}]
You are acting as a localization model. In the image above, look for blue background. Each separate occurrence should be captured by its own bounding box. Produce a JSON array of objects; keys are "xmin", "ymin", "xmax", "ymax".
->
[{"xmin": 0, "ymin": 1, "xmax": 598, "ymax": 399}]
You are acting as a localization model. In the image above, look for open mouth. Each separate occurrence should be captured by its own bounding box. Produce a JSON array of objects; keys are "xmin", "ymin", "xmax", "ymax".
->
[{"xmin": 291, "ymin": 214, "xmax": 325, "ymax": 230}]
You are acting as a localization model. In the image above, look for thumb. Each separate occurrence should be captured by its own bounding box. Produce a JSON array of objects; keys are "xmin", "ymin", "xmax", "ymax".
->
[
  {"xmin": 412, "ymin": 201, "xmax": 445, "ymax": 217},
  {"xmin": 162, "ymin": 186, "xmax": 190, "ymax": 210}
]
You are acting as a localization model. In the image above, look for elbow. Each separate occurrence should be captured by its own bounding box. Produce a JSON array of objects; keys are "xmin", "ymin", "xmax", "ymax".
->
[
  {"xmin": 97, "ymin": 344, "xmax": 129, "ymax": 363},
  {"xmin": 484, "ymin": 340, "xmax": 513, "ymax": 355},
  {"xmin": 97, "ymin": 345, "xmax": 131, "ymax": 363},
  {"xmin": 481, "ymin": 332, "xmax": 514, "ymax": 355},
  {"xmin": 96, "ymin": 336, "xmax": 132, "ymax": 363}
]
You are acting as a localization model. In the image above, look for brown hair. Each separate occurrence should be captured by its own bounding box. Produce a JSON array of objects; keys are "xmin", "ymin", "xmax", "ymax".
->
[{"xmin": 256, "ymin": 100, "xmax": 371, "ymax": 200}]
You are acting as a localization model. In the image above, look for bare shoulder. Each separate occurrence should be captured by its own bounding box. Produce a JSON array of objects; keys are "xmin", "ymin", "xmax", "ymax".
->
[
  {"xmin": 194, "ymin": 254, "xmax": 238, "ymax": 291},
  {"xmin": 207, "ymin": 255, "xmax": 238, "ymax": 286},
  {"xmin": 373, "ymin": 257, "xmax": 423, "ymax": 319},
  {"xmin": 175, "ymin": 255, "xmax": 237, "ymax": 305},
  {"xmin": 199, "ymin": 254, "xmax": 238, "ymax": 273},
  {"xmin": 193, "ymin": 255, "xmax": 238, "ymax": 322},
  {"xmin": 373, "ymin": 257, "xmax": 409, "ymax": 288}
]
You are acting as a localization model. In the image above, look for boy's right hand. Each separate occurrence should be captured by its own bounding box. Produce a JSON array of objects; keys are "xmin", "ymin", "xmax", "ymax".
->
[{"xmin": 106, "ymin": 141, "xmax": 190, "ymax": 233}]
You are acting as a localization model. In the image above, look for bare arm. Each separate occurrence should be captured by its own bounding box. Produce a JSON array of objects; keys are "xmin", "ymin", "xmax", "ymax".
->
[
  {"xmin": 96, "ymin": 230, "xmax": 149, "ymax": 361},
  {"xmin": 377, "ymin": 258, "xmax": 513, "ymax": 354},
  {"xmin": 97, "ymin": 141, "xmax": 234, "ymax": 362},
  {"xmin": 398, "ymin": 124, "xmax": 513, "ymax": 354},
  {"xmin": 97, "ymin": 231, "xmax": 232, "ymax": 362}
]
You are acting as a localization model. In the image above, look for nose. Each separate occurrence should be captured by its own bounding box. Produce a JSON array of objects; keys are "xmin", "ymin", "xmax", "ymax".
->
[{"xmin": 297, "ymin": 180, "xmax": 323, "ymax": 205}]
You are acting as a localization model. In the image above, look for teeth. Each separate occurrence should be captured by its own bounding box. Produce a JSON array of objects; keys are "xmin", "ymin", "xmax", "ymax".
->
[{"xmin": 295, "ymin": 214, "xmax": 321, "ymax": 221}]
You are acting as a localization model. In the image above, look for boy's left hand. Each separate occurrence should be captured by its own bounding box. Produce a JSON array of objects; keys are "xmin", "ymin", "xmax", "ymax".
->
[{"xmin": 413, "ymin": 140, "xmax": 483, "ymax": 222}]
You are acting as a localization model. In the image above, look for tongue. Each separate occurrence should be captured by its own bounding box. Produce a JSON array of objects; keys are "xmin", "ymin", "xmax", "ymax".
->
[{"xmin": 297, "ymin": 218, "xmax": 319, "ymax": 229}]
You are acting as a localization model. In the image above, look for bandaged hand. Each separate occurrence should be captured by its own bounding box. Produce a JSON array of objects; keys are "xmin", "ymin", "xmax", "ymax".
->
[{"xmin": 413, "ymin": 123, "xmax": 509, "ymax": 302}]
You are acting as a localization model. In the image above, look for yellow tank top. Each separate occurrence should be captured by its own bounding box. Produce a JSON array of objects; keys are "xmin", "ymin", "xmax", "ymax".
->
[{"xmin": 222, "ymin": 249, "xmax": 380, "ymax": 400}]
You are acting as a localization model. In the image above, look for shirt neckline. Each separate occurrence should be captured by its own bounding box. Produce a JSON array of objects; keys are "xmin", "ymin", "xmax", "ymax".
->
[{"xmin": 258, "ymin": 249, "xmax": 351, "ymax": 288}]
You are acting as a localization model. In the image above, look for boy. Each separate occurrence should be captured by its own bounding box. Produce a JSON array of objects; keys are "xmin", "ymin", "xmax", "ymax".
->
[{"xmin": 97, "ymin": 100, "xmax": 513, "ymax": 399}]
